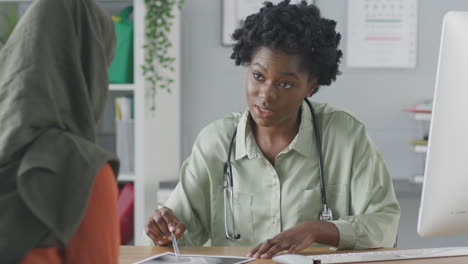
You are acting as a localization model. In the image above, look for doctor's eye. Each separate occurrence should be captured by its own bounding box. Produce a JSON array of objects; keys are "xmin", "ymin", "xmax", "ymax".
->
[
  {"xmin": 252, "ymin": 72, "xmax": 264, "ymax": 81},
  {"xmin": 279, "ymin": 81, "xmax": 293, "ymax": 89}
]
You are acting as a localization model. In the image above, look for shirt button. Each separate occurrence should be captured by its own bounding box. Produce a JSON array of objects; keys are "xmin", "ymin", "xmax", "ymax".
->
[
  {"xmin": 273, "ymin": 216, "xmax": 279, "ymax": 224},
  {"xmin": 273, "ymin": 185, "xmax": 279, "ymax": 192}
]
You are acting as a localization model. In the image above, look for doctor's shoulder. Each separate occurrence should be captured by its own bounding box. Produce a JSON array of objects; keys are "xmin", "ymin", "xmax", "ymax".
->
[
  {"xmin": 192, "ymin": 112, "xmax": 243, "ymax": 156},
  {"xmin": 314, "ymin": 102, "xmax": 367, "ymax": 138}
]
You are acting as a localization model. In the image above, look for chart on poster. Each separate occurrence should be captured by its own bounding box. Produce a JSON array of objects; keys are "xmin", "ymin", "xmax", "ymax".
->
[{"xmin": 346, "ymin": 0, "xmax": 418, "ymax": 68}]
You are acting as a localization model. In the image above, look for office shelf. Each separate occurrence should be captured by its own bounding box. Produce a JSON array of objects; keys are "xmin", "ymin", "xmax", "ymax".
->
[
  {"xmin": 411, "ymin": 113, "xmax": 431, "ymax": 121},
  {"xmin": 106, "ymin": 1, "xmax": 181, "ymax": 245},
  {"xmin": 118, "ymin": 173, "xmax": 136, "ymax": 182},
  {"xmin": 412, "ymin": 145, "xmax": 428, "ymax": 153},
  {"xmin": 411, "ymin": 175, "xmax": 424, "ymax": 184},
  {"xmin": 110, "ymin": 84, "xmax": 134, "ymax": 91},
  {"xmin": 404, "ymin": 105, "xmax": 431, "ymax": 182}
]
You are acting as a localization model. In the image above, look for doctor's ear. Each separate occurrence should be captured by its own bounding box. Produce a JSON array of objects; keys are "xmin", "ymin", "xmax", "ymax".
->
[{"xmin": 307, "ymin": 79, "xmax": 318, "ymax": 97}]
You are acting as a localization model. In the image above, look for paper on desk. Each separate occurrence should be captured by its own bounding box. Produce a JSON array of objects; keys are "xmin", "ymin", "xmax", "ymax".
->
[{"xmin": 132, "ymin": 252, "xmax": 254, "ymax": 264}]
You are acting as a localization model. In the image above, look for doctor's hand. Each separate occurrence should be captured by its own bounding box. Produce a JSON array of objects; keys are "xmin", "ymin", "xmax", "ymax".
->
[
  {"xmin": 145, "ymin": 206, "xmax": 186, "ymax": 246},
  {"xmin": 246, "ymin": 221, "xmax": 339, "ymax": 259}
]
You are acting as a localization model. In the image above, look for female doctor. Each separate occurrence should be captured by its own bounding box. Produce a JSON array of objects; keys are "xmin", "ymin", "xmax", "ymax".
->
[{"xmin": 145, "ymin": 0, "xmax": 400, "ymax": 259}]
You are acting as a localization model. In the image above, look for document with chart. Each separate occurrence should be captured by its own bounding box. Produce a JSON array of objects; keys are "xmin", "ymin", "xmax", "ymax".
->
[{"xmin": 132, "ymin": 252, "xmax": 254, "ymax": 264}]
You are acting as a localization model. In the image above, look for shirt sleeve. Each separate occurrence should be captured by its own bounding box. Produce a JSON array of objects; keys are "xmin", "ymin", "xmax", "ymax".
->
[
  {"xmin": 331, "ymin": 125, "xmax": 401, "ymax": 250},
  {"xmin": 164, "ymin": 136, "xmax": 212, "ymax": 246}
]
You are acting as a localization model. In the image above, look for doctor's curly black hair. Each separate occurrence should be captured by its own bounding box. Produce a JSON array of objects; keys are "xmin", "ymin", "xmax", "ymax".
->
[{"xmin": 230, "ymin": 0, "xmax": 343, "ymax": 94}]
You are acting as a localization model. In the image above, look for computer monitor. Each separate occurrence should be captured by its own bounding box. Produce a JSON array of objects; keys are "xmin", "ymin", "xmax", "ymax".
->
[{"xmin": 417, "ymin": 11, "xmax": 468, "ymax": 237}]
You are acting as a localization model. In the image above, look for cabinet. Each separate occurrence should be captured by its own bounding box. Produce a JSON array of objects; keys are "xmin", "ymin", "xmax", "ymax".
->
[
  {"xmin": 404, "ymin": 106, "xmax": 432, "ymax": 184},
  {"xmin": 0, "ymin": 0, "xmax": 181, "ymax": 245}
]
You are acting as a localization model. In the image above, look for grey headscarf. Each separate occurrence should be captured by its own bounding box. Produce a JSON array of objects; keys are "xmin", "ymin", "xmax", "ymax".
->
[{"xmin": 0, "ymin": 0, "xmax": 118, "ymax": 262}]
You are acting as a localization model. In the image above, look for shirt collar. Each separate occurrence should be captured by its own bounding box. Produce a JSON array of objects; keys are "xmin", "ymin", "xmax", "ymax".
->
[
  {"xmin": 234, "ymin": 101, "xmax": 315, "ymax": 160},
  {"xmin": 235, "ymin": 109, "xmax": 256, "ymax": 160},
  {"xmin": 291, "ymin": 100, "xmax": 315, "ymax": 158}
]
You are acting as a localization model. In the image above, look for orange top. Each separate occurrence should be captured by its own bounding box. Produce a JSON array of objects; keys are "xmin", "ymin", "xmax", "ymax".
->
[{"xmin": 20, "ymin": 163, "xmax": 120, "ymax": 264}]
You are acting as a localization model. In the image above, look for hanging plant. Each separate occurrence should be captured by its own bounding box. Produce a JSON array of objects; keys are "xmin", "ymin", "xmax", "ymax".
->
[
  {"xmin": 0, "ymin": 4, "xmax": 18, "ymax": 49},
  {"xmin": 143, "ymin": 0, "xmax": 184, "ymax": 111}
]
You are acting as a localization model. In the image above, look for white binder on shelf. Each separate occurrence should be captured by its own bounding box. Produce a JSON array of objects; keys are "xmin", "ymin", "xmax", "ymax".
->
[{"xmin": 115, "ymin": 97, "xmax": 135, "ymax": 175}]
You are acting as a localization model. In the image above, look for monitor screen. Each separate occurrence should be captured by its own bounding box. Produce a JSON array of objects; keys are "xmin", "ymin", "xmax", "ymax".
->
[{"xmin": 418, "ymin": 11, "xmax": 468, "ymax": 237}]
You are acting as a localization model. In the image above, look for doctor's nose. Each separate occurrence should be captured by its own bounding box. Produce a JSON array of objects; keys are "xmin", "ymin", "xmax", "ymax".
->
[{"xmin": 258, "ymin": 81, "xmax": 277, "ymax": 102}]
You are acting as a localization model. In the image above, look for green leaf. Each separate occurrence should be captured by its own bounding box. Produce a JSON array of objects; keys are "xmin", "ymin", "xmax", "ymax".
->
[{"xmin": 142, "ymin": 0, "xmax": 184, "ymax": 112}]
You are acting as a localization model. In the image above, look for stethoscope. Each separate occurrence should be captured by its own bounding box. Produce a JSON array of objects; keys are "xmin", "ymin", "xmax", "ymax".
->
[{"xmin": 223, "ymin": 98, "xmax": 333, "ymax": 241}]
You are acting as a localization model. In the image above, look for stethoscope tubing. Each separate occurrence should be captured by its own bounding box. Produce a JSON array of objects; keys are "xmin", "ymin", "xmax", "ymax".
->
[
  {"xmin": 304, "ymin": 98, "xmax": 329, "ymax": 209},
  {"xmin": 223, "ymin": 99, "xmax": 331, "ymax": 240}
]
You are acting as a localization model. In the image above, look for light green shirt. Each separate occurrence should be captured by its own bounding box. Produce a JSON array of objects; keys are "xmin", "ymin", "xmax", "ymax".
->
[{"xmin": 165, "ymin": 101, "xmax": 400, "ymax": 249}]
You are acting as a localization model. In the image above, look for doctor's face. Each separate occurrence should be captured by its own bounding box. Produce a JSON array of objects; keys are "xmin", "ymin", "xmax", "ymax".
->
[{"xmin": 246, "ymin": 46, "xmax": 316, "ymax": 128}]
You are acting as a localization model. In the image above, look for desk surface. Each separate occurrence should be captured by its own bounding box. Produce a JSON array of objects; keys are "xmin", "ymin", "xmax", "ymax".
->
[{"xmin": 120, "ymin": 246, "xmax": 468, "ymax": 264}]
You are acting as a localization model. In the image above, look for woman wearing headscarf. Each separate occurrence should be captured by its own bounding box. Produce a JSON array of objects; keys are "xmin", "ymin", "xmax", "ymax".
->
[{"xmin": 0, "ymin": 0, "xmax": 119, "ymax": 263}]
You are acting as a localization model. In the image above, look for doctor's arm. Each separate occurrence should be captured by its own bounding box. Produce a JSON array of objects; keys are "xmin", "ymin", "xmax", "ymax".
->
[
  {"xmin": 330, "ymin": 147, "xmax": 401, "ymax": 250},
  {"xmin": 145, "ymin": 131, "xmax": 214, "ymax": 246}
]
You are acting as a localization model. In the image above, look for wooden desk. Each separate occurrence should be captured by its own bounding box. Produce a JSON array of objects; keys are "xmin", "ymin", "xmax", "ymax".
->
[{"xmin": 120, "ymin": 246, "xmax": 468, "ymax": 264}]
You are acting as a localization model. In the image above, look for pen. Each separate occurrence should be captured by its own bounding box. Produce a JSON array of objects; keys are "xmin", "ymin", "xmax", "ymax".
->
[{"xmin": 170, "ymin": 231, "xmax": 180, "ymax": 258}]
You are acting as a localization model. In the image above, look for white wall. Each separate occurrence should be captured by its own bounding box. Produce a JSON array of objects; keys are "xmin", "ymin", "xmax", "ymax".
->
[{"xmin": 179, "ymin": 0, "xmax": 468, "ymax": 180}]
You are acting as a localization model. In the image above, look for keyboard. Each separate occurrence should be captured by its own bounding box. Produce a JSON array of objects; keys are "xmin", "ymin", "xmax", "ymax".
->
[{"xmin": 307, "ymin": 247, "xmax": 468, "ymax": 263}]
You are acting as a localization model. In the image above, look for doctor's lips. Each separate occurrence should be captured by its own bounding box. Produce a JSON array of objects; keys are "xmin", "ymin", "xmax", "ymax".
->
[{"xmin": 254, "ymin": 105, "xmax": 274, "ymax": 117}]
